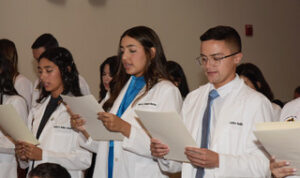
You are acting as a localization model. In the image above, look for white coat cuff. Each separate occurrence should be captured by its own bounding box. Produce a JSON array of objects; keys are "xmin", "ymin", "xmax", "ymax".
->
[
  {"xmin": 42, "ymin": 149, "xmax": 49, "ymax": 163},
  {"xmin": 122, "ymin": 125, "xmax": 137, "ymax": 148}
]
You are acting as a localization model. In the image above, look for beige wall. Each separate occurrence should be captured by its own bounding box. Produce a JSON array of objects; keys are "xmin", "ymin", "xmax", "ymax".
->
[{"xmin": 0, "ymin": 0, "xmax": 299, "ymax": 102}]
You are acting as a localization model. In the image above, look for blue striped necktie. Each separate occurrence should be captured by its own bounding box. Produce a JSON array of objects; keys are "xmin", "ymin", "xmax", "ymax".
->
[{"xmin": 195, "ymin": 89, "xmax": 219, "ymax": 178}]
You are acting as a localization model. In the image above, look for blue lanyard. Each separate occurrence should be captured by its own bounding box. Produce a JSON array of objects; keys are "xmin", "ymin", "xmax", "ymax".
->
[{"xmin": 108, "ymin": 76, "xmax": 145, "ymax": 178}]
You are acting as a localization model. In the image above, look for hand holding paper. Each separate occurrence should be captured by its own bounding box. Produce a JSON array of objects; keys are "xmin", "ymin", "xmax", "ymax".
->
[
  {"xmin": 270, "ymin": 156, "xmax": 296, "ymax": 178},
  {"xmin": 185, "ymin": 147, "xmax": 219, "ymax": 168},
  {"xmin": 150, "ymin": 138, "xmax": 170, "ymax": 158},
  {"xmin": 98, "ymin": 112, "xmax": 131, "ymax": 138},
  {"xmin": 135, "ymin": 110, "xmax": 197, "ymax": 162},
  {"xmin": 61, "ymin": 95, "xmax": 123, "ymax": 141},
  {"xmin": 254, "ymin": 121, "xmax": 300, "ymax": 175}
]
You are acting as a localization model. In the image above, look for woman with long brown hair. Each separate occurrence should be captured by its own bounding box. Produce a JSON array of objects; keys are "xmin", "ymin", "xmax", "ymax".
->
[{"xmin": 72, "ymin": 26, "xmax": 182, "ymax": 178}]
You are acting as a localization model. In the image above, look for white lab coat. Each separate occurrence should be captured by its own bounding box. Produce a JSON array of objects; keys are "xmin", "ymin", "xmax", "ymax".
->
[
  {"xmin": 20, "ymin": 96, "xmax": 92, "ymax": 178},
  {"xmin": 0, "ymin": 95, "xmax": 28, "ymax": 178},
  {"xmin": 14, "ymin": 74, "xmax": 33, "ymax": 110},
  {"xmin": 159, "ymin": 76, "xmax": 273, "ymax": 178},
  {"xmin": 31, "ymin": 75, "xmax": 91, "ymax": 108},
  {"xmin": 271, "ymin": 102, "xmax": 281, "ymax": 121},
  {"xmin": 83, "ymin": 78, "xmax": 182, "ymax": 178},
  {"xmin": 280, "ymin": 98, "xmax": 300, "ymax": 122}
]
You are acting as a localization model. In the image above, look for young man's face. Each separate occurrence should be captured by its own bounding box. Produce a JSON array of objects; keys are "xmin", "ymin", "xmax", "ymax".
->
[
  {"xmin": 32, "ymin": 47, "xmax": 46, "ymax": 60},
  {"xmin": 200, "ymin": 40, "xmax": 242, "ymax": 89}
]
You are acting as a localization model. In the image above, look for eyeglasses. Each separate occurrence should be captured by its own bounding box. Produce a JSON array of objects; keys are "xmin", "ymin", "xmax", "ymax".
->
[{"xmin": 195, "ymin": 51, "xmax": 240, "ymax": 66}]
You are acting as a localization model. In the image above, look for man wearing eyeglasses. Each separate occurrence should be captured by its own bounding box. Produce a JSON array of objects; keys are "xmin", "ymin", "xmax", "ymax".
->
[{"xmin": 150, "ymin": 26, "xmax": 273, "ymax": 177}]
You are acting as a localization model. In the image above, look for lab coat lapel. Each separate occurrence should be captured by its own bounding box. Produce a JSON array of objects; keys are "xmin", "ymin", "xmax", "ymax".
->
[
  {"xmin": 33, "ymin": 96, "xmax": 65, "ymax": 142},
  {"xmin": 188, "ymin": 85, "xmax": 210, "ymax": 141},
  {"xmin": 211, "ymin": 79, "xmax": 244, "ymax": 147},
  {"xmin": 110, "ymin": 77, "xmax": 145, "ymax": 122},
  {"xmin": 109, "ymin": 77, "xmax": 132, "ymax": 115}
]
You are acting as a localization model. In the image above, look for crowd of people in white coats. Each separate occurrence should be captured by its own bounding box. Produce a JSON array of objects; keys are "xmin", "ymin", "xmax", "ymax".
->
[{"xmin": 0, "ymin": 25, "xmax": 299, "ymax": 178}]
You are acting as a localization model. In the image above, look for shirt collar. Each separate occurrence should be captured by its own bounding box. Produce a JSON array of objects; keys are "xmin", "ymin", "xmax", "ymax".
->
[{"xmin": 210, "ymin": 74, "xmax": 240, "ymax": 99}]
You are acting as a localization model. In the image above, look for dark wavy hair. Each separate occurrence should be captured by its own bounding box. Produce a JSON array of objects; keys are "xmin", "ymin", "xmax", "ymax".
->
[
  {"xmin": 37, "ymin": 47, "xmax": 82, "ymax": 103},
  {"xmin": 103, "ymin": 26, "xmax": 170, "ymax": 111},
  {"xmin": 29, "ymin": 163, "xmax": 71, "ymax": 178},
  {"xmin": 0, "ymin": 39, "xmax": 19, "ymax": 77},
  {"xmin": 99, "ymin": 55, "xmax": 119, "ymax": 102},
  {"xmin": 236, "ymin": 63, "xmax": 274, "ymax": 101},
  {"xmin": 166, "ymin": 61, "xmax": 189, "ymax": 98}
]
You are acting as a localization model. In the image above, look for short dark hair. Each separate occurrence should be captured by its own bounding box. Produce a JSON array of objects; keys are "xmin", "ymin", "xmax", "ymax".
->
[
  {"xmin": 29, "ymin": 163, "xmax": 71, "ymax": 178},
  {"xmin": 200, "ymin": 25, "xmax": 242, "ymax": 52},
  {"xmin": 31, "ymin": 33, "xmax": 59, "ymax": 50}
]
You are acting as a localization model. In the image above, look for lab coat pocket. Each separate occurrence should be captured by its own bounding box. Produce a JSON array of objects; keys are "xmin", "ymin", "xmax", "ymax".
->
[
  {"xmin": 220, "ymin": 123, "xmax": 244, "ymax": 154},
  {"xmin": 50, "ymin": 126, "xmax": 74, "ymax": 152}
]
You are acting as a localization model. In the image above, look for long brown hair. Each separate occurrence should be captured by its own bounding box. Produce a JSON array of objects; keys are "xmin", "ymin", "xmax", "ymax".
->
[
  {"xmin": 0, "ymin": 39, "xmax": 19, "ymax": 78},
  {"xmin": 103, "ymin": 26, "xmax": 170, "ymax": 111}
]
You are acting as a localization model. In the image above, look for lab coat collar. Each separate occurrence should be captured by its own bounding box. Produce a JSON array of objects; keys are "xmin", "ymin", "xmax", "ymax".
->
[
  {"xmin": 210, "ymin": 74, "xmax": 240, "ymax": 99},
  {"xmin": 31, "ymin": 96, "xmax": 67, "ymax": 141}
]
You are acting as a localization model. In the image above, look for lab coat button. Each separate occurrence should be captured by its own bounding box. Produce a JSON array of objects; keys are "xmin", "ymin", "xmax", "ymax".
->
[{"xmin": 115, "ymin": 158, "xmax": 118, "ymax": 161}]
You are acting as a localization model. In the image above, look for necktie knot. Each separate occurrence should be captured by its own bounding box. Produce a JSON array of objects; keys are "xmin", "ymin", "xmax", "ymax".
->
[{"xmin": 209, "ymin": 89, "xmax": 219, "ymax": 101}]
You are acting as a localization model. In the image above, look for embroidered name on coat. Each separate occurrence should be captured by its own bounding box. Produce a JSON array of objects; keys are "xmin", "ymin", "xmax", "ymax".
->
[{"xmin": 229, "ymin": 121, "xmax": 243, "ymax": 126}]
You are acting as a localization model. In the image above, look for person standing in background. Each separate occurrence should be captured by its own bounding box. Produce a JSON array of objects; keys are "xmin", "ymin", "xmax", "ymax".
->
[
  {"xmin": 0, "ymin": 53, "xmax": 28, "ymax": 178},
  {"xmin": 84, "ymin": 55, "xmax": 119, "ymax": 178},
  {"xmin": 166, "ymin": 60, "xmax": 190, "ymax": 99},
  {"xmin": 236, "ymin": 62, "xmax": 282, "ymax": 121},
  {"xmin": 270, "ymin": 97, "xmax": 300, "ymax": 178},
  {"xmin": 0, "ymin": 39, "xmax": 33, "ymax": 110},
  {"xmin": 31, "ymin": 33, "xmax": 91, "ymax": 108}
]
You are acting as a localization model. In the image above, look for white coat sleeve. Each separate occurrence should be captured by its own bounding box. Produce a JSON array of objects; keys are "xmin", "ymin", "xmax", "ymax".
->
[
  {"xmin": 31, "ymin": 79, "xmax": 40, "ymax": 108},
  {"xmin": 79, "ymin": 136, "xmax": 99, "ymax": 153},
  {"xmin": 157, "ymin": 159, "xmax": 182, "ymax": 173},
  {"xmin": 79, "ymin": 75, "xmax": 91, "ymax": 95},
  {"xmin": 0, "ymin": 96, "xmax": 28, "ymax": 154},
  {"xmin": 216, "ymin": 97, "xmax": 272, "ymax": 177},
  {"xmin": 10, "ymin": 96, "xmax": 28, "ymax": 124},
  {"xmin": 122, "ymin": 84, "xmax": 183, "ymax": 158},
  {"xmin": 42, "ymin": 133, "xmax": 92, "ymax": 170},
  {"xmin": 14, "ymin": 75, "xmax": 33, "ymax": 110}
]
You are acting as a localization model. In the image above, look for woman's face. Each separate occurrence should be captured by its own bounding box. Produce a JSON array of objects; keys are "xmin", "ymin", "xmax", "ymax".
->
[
  {"xmin": 38, "ymin": 58, "xmax": 64, "ymax": 98},
  {"xmin": 240, "ymin": 75, "xmax": 256, "ymax": 90},
  {"xmin": 102, "ymin": 64, "xmax": 113, "ymax": 91},
  {"xmin": 120, "ymin": 36, "xmax": 148, "ymax": 77}
]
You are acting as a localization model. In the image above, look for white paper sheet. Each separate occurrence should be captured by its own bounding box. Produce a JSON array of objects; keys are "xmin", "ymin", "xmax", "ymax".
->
[
  {"xmin": 254, "ymin": 122, "xmax": 300, "ymax": 175},
  {"xmin": 61, "ymin": 95, "xmax": 123, "ymax": 141},
  {"xmin": 0, "ymin": 104, "xmax": 39, "ymax": 145},
  {"xmin": 135, "ymin": 110, "xmax": 197, "ymax": 162}
]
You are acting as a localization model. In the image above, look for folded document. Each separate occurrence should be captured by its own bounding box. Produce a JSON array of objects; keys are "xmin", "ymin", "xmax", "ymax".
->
[
  {"xmin": 135, "ymin": 110, "xmax": 197, "ymax": 162},
  {"xmin": 0, "ymin": 104, "xmax": 39, "ymax": 145},
  {"xmin": 61, "ymin": 95, "xmax": 123, "ymax": 141},
  {"xmin": 254, "ymin": 122, "xmax": 300, "ymax": 175}
]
